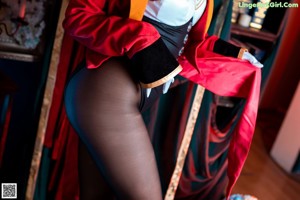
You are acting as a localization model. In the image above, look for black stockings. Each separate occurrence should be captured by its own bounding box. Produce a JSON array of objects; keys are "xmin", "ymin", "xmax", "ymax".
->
[{"xmin": 64, "ymin": 58, "xmax": 162, "ymax": 200}]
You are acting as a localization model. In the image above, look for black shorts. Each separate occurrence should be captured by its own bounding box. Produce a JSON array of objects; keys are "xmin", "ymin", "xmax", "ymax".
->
[{"xmin": 138, "ymin": 16, "xmax": 192, "ymax": 111}]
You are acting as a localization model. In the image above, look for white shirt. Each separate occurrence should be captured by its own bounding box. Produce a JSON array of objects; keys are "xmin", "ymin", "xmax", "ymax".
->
[{"xmin": 144, "ymin": 0, "xmax": 207, "ymax": 26}]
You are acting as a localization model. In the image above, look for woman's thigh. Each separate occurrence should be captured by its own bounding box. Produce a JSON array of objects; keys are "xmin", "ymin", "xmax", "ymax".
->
[{"xmin": 64, "ymin": 58, "xmax": 162, "ymax": 200}]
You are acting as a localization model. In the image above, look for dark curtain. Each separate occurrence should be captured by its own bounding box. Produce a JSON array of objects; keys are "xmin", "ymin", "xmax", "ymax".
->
[{"xmin": 143, "ymin": 81, "xmax": 244, "ymax": 199}]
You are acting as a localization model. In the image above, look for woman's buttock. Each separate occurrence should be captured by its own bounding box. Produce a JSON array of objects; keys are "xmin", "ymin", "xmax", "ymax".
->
[{"xmin": 64, "ymin": 57, "xmax": 164, "ymax": 129}]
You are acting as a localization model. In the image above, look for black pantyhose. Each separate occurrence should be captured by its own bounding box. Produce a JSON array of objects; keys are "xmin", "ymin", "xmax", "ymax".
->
[{"xmin": 64, "ymin": 58, "xmax": 163, "ymax": 200}]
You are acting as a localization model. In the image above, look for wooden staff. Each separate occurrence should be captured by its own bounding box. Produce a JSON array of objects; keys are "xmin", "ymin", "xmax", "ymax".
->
[
  {"xmin": 25, "ymin": 0, "xmax": 69, "ymax": 199},
  {"xmin": 164, "ymin": 86, "xmax": 205, "ymax": 200}
]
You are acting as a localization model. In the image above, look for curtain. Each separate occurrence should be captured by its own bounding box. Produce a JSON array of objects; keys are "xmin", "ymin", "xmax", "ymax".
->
[{"xmin": 143, "ymin": 82, "xmax": 244, "ymax": 199}]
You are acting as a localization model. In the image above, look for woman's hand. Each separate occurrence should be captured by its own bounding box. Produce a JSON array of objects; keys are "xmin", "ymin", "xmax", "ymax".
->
[
  {"xmin": 146, "ymin": 77, "xmax": 175, "ymax": 97},
  {"xmin": 242, "ymin": 52, "xmax": 264, "ymax": 68}
]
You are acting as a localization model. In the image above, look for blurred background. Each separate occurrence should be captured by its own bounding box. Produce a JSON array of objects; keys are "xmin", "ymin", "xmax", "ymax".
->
[{"xmin": 0, "ymin": 0, "xmax": 299, "ymax": 199}]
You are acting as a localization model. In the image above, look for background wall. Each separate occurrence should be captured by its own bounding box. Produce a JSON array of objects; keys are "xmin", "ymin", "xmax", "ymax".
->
[
  {"xmin": 0, "ymin": 0, "xmax": 62, "ymax": 199},
  {"xmin": 258, "ymin": 0, "xmax": 300, "ymax": 155},
  {"xmin": 260, "ymin": 0, "xmax": 300, "ymax": 111}
]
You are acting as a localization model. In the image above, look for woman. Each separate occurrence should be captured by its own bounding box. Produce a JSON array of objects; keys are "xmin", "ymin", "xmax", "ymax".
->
[{"xmin": 63, "ymin": 0, "xmax": 262, "ymax": 199}]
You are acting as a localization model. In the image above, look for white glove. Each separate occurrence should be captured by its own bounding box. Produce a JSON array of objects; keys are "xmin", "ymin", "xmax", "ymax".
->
[
  {"xmin": 242, "ymin": 52, "xmax": 264, "ymax": 68},
  {"xmin": 146, "ymin": 77, "xmax": 175, "ymax": 98}
]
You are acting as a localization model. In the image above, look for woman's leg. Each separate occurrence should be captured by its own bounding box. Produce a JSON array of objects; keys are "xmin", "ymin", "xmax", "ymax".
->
[
  {"xmin": 78, "ymin": 139, "xmax": 116, "ymax": 199},
  {"xmin": 65, "ymin": 58, "xmax": 162, "ymax": 200}
]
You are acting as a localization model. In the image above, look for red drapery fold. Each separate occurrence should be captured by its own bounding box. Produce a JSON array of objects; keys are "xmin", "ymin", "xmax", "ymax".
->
[
  {"xmin": 43, "ymin": 34, "xmax": 85, "ymax": 200},
  {"xmin": 179, "ymin": 56, "xmax": 261, "ymax": 197}
]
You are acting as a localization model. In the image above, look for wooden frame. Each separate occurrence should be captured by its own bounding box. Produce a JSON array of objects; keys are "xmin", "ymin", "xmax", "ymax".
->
[{"xmin": 25, "ymin": 0, "xmax": 69, "ymax": 199}]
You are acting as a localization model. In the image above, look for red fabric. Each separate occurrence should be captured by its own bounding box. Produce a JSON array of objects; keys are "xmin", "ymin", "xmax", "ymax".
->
[
  {"xmin": 179, "ymin": 53, "xmax": 261, "ymax": 197},
  {"xmin": 53, "ymin": 119, "xmax": 79, "ymax": 200},
  {"xmin": 44, "ymin": 35, "xmax": 84, "ymax": 200},
  {"xmin": 44, "ymin": 34, "xmax": 84, "ymax": 148},
  {"xmin": 62, "ymin": 0, "xmax": 212, "ymax": 69},
  {"xmin": 62, "ymin": 0, "xmax": 160, "ymax": 68},
  {"xmin": 44, "ymin": 0, "xmax": 261, "ymax": 199}
]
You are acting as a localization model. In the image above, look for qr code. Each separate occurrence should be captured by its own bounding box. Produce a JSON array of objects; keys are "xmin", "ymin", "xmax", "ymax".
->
[{"xmin": 1, "ymin": 183, "xmax": 17, "ymax": 199}]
